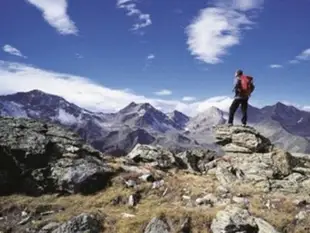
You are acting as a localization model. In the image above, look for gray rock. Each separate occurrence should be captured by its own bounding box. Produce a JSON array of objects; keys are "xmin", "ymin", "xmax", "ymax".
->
[
  {"xmin": 144, "ymin": 217, "xmax": 170, "ymax": 233},
  {"xmin": 213, "ymin": 147, "xmax": 305, "ymax": 193},
  {"xmin": 175, "ymin": 148, "xmax": 216, "ymax": 173},
  {"xmin": 139, "ymin": 174, "xmax": 154, "ymax": 182},
  {"xmin": 51, "ymin": 213, "xmax": 102, "ymax": 233},
  {"xmin": 127, "ymin": 144, "xmax": 176, "ymax": 169},
  {"xmin": 39, "ymin": 222, "xmax": 60, "ymax": 233},
  {"xmin": 213, "ymin": 125, "xmax": 273, "ymax": 153},
  {"xmin": 211, "ymin": 205, "xmax": 280, "ymax": 233},
  {"xmin": 125, "ymin": 179, "xmax": 137, "ymax": 188},
  {"xmin": 255, "ymin": 217, "xmax": 280, "ymax": 233},
  {"xmin": 211, "ymin": 205, "xmax": 259, "ymax": 233},
  {"xmin": 0, "ymin": 117, "xmax": 115, "ymax": 195}
]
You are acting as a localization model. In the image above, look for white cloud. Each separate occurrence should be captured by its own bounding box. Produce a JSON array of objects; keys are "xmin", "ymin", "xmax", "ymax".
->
[
  {"xmin": 212, "ymin": 0, "xmax": 264, "ymax": 11},
  {"xmin": 3, "ymin": 45, "xmax": 27, "ymax": 58},
  {"xmin": 186, "ymin": 0, "xmax": 263, "ymax": 64},
  {"xmin": 1, "ymin": 60, "xmax": 308, "ymax": 116},
  {"xmin": 154, "ymin": 89, "xmax": 172, "ymax": 96},
  {"xmin": 147, "ymin": 54, "xmax": 155, "ymax": 60},
  {"xmin": 25, "ymin": 0, "xmax": 78, "ymax": 35},
  {"xmin": 296, "ymin": 48, "xmax": 310, "ymax": 61},
  {"xmin": 117, "ymin": 0, "xmax": 151, "ymax": 32},
  {"xmin": 269, "ymin": 64, "xmax": 282, "ymax": 68},
  {"xmin": 182, "ymin": 96, "xmax": 197, "ymax": 102},
  {"xmin": 281, "ymin": 101, "xmax": 310, "ymax": 112},
  {"xmin": 289, "ymin": 48, "xmax": 310, "ymax": 64}
]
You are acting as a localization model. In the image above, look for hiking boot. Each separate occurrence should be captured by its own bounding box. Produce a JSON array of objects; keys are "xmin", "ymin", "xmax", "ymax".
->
[{"xmin": 242, "ymin": 124, "xmax": 247, "ymax": 127}]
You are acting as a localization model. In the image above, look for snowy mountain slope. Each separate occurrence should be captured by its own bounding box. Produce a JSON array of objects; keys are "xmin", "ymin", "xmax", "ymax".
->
[
  {"xmin": 261, "ymin": 102, "xmax": 310, "ymax": 138},
  {"xmin": 1, "ymin": 89, "xmax": 310, "ymax": 154},
  {"xmin": 0, "ymin": 90, "xmax": 203, "ymax": 155},
  {"xmin": 167, "ymin": 110, "xmax": 190, "ymax": 129},
  {"xmin": 185, "ymin": 104, "xmax": 310, "ymax": 153}
]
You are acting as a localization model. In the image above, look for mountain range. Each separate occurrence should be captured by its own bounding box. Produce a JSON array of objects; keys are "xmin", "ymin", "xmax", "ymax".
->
[{"xmin": 1, "ymin": 89, "xmax": 310, "ymax": 154}]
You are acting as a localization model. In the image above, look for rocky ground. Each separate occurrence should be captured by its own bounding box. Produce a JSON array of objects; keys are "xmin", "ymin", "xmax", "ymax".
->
[{"xmin": 1, "ymin": 117, "xmax": 310, "ymax": 232}]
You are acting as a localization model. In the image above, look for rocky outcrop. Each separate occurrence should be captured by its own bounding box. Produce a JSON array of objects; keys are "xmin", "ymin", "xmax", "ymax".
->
[
  {"xmin": 0, "ymin": 117, "xmax": 116, "ymax": 196},
  {"xmin": 211, "ymin": 205, "xmax": 279, "ymax": 233},
  {"xmin": 214, "ymin": 125, "xmax": 273, "ymax": 153},
  {"xmin": 126, "ymin": 143, "xmax": 218, "ymax": 174},
  {"xmin": 212, "ymin": 125, "xmax": 310, "ymax": 193}
]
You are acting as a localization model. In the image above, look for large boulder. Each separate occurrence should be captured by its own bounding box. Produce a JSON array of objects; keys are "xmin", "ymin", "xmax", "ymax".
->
[
  {"xmin": 127, "ymin": 144, "xmax": 176, "ymax": 169},
  {"xmin": 210, "ymin": 205, "xmax": 279, "ymax": 233},
  {"xmin": 0, "ymin": 117, "xmax": 116, "ymax": 195},
  {"xmin": 213, "ymin": 125, "xmax": 273, "ymax": 153},
  {"xmin": 210, "ymin": 125, "xmax": 310, "ymax": 193},
  {"xmin": 49, "ymin": 213, "xmax": 102, "ymax": 233}
]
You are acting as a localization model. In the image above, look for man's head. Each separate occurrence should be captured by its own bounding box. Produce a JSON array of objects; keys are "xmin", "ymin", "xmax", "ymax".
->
[{"xmin": 235, "ymin": 69, "xmax": 243, "ymax": 78}]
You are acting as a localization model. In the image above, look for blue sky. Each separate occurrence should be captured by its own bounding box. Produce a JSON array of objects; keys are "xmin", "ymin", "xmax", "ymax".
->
[{"xmin": 0, "ymin": 0, "xmax": 309, "ymax": 115}]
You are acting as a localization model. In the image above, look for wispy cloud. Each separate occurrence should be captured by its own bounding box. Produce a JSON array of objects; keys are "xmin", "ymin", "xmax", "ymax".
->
[
  {"xmin": 269, "ymin": 64, "xmax": 282, "ymax": 68},
  {"xmin": 212, "ymin": 0, "xmax": 264, "ymax": 11},
  {"xmin": 147, "ymin": 54, "xmax": 155, "ymax": 60},
  {"xmin": 25, "ymin": 0, "xmax": 78, "ymax": 35},
  {"xmin": 76, "ymin": 53, "xmax": 83, "ymax": 59},
  {"xmin": 296, "ymin": 48, "xmax": 310, "ymax": 61},
  {"xmin": 116, "ymin": 0, "xmax": 151, "ymax": 33},
  {"xmin": 154, "ymin": 89, "xmax": 172, "ymax": 96},
  {"xmin": 186, "ymin": 0, "xmax": 264, "ymax": 64},
  {"xmin": 289, "ymin": 48, "xmax": 310, "ymax": 64},
  {"xmin": 282, "ymin": 101, "xmax": 310, "ymax": 112},
  {"xmin": 289, "ymin": 60, "xmax": 299, "ymax": 64},
  {"xmin": 182, "ymin": 96, "xmax": 197, "ymax": 102},
  {"xmin": 2, "ymin": 45, "xmax": 27, "ymax": 58}
]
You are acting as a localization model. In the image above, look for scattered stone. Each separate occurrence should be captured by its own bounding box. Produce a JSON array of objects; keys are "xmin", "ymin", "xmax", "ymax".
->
[
  {"xmin": 144, "ymin": 217, "xmax": 170, "ymax": 233},
  {"xmin": 232, "ymin": 196, "xmax": 248, "ymax": 205},
  {"xmin": 40, "ymin": 211, "xmax": 55, "ymax": 216},
  {"xmin": 38, "ymin": 222, "xmax": 60, "ymax": 233},
  {"xmin": 121, "ymin": 213, "xmax": 136, "ymax": 218},
  {"xmin": 162, "ymin": 187, "xmax": 168, "ymax": 197},
  {"xmin": 21, "ymin": 211, "xmax": 28, "ymax": 217},
  {"xmin": 152, "ymin": 180, "xmax": 165, "ymax": 189},
  {"xmin": 139, "ymin": 174, "xmax": 155, "ymax": 182},
  {"xmin": 255, "ymin": 217, "xmax": 280, "ymax": 233},
  {"xmin": 125, "ymin": 179, "xmax": 137, "ymax": 188},
  {"xmin": 179, "ymin": 217, "xmax": 191, "ymax": 233},
  {"xmin": 293, "ymin": 199, "xmax": 308, "ymax": 207},
  {"xmin": 182, "ymin": 195, "xmax": 191, "ymax": 201},
  {"xmin": 128, "ymin": 195, "xmax": 136, "ymax": 207},
  {"xmin": 295, "ymin": 211, "xmax": 308, "ymax": 221},
  {"xmin": 18, "ymin": 216, "xmax": 31, "ymax": 225},
  {"xmin": 216, "ymin": 185, "xmax": 229, "ymax": 194}
]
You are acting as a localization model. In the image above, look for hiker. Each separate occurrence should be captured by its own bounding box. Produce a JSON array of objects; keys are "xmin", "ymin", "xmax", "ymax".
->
[{"xmin": 228, "ymin": 69, "xmax": 255, "ymax": 126}]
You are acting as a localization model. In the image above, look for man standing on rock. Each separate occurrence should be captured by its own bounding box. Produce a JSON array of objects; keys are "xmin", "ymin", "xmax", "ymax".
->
[{"xmin": 228, "ymin": 69, "xmax": 255, "ymax": 126}]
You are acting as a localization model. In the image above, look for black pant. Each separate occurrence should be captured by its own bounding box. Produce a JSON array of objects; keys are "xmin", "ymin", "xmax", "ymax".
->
[{"xmin": 228, "ymin": 98, "xmax": 248, "ymax": 125}]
